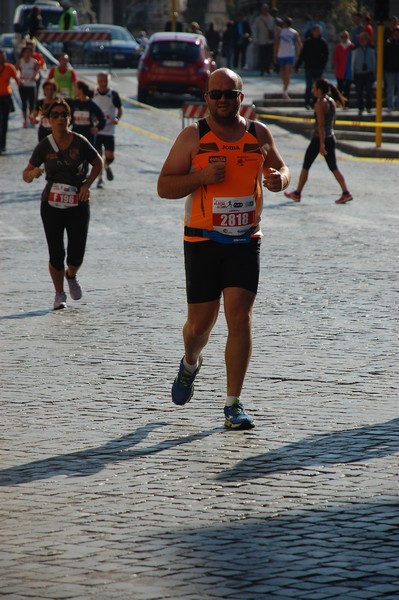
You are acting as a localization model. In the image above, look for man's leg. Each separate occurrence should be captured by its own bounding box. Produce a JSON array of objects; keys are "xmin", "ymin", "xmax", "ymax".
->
[
  {"xmin": 223, "ymin": 287, "xmax": 256, "ymax": 397},
  {"xmin": 183, "ymin": 300, "xmax": 220, "ymax": 365},
  {"xmin": 222, "ymin": 286, "xmax": 256, "ymax": 429},
  {"xmin": 172, "ymin": 300, "xmax": 220, "ymax": 406}
]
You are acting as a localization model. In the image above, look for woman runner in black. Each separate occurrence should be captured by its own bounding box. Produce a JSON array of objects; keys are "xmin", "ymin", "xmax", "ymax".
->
[
  {"xmin": 22, "ymin": 99, "xmax": 103, "ymax": 309},
  {"xmin": 284, "ymin": 78, "xmax": 353, "ymax": 205}
]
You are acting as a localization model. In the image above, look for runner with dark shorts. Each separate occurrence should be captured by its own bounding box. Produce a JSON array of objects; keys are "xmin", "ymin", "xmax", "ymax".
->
[
  {"xmin": 22, "ymin": 99, "xmax": 103, "ymax": 310},
  {"xmin": 93, "ymin": 72, "xmax": 123, "ymax": 188},
  {"xmin": 158, "ymin": 68, "xmax": 291, "ymax": 430},
  {"xmin": 284, "ymin": 78, "xmax": 353, "ymax": 204}
]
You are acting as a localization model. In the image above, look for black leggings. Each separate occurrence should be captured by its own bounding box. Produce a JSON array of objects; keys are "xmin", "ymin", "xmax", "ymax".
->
[
  {"xmin": 19, "ymin": 86, "xmax": 35, "ymax": 114},
  {"xmin": 40, "ymin": 201, "xmax": 90, "ymax": 271},
  {"xmin": 302, "ymin": 136, "xmax": 338, "ymax": 172}
]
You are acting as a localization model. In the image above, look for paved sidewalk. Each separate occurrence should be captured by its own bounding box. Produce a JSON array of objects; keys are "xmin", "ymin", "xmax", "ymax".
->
[{"xmin": 0, "ymin": 94, "xmax": 398, "ymax": 600}]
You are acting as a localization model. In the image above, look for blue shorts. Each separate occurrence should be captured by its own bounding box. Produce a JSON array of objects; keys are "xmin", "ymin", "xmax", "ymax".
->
[{"xmin": 278, "ymin": 57, "xmax": 294, "ymax": 65}]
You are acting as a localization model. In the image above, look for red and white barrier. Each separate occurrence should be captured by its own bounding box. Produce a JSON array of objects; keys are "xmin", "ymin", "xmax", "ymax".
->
[{"xmin": 36, "ymin": 30, "xmax": 111, "ymax": 43}]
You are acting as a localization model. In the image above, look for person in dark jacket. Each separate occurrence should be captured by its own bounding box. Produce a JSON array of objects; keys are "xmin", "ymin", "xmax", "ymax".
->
[
  {"xmin": 384, "ymin": 26, "xmax": 399, "ymax": 112},
  {"xmin": 295, "ymin": 25, "xmax": 329, "ymax": 108},
  {"xmin": 351, "ymin": 32, "xmax": 375, "ymax": 115},
  {"xmin": 232, "ymin": 14, "xmax": 252, "ymax": 69},
  {"xmin": 28, "ymin": 6, "xmax": 44, "ymax": 39}
]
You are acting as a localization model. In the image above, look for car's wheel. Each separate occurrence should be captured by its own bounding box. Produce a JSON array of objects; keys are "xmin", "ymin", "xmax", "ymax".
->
[{"xmin": 137, "ymin": 87, "xmax": 148, "ymax": 103}]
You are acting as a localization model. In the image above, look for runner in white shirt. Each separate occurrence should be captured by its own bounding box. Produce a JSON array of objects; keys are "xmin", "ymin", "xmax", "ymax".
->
[
  {"xmin": 274, "ymin": 17, "xmax": 302, "ymax": 98},
  {"xmin": 92, "ymin": 72, "xmax": 123, "ymax": 188},
  {"xmin": 17, "ymin": 45, "xmax": 40, "ymax": 127}
]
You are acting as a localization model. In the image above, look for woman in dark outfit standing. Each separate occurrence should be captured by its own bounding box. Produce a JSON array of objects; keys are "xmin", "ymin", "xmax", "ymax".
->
[{"xmin": 22, "ymin": 99, "xmax": 103, "ymax": 309}]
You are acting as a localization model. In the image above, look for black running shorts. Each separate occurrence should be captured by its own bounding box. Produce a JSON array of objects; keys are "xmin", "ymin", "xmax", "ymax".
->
[{"xmin": 184, "ymin": 239, "xmax": 261, "ymax": 304}]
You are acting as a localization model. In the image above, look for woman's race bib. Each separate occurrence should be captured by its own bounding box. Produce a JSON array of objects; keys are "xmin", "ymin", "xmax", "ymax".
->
[
  {"xmin": 48, "ymin": 183, "xmax": 78, "ymax": 209},
  {"xmin": 212, "ymin": 195, "xmax": 255, "ymax": 236},
  {"xmin": 73, "ymin": 110, "xmax": 91, "ymax": 126}
]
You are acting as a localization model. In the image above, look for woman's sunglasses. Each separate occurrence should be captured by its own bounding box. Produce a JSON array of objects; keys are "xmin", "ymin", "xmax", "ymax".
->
[
  {"xmin": 49, "ymin": 111, "xmax": 69, "ymax": 119},
  {"xmin": 206, "ymin": 89, "xmax": 241, "ymax": 100}
]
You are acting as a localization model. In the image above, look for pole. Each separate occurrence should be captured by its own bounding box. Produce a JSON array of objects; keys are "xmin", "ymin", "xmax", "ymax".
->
[
  {"xmin": 375, "ymin": 22, "xmax": 384, "ymax": 147},
  {"xmin": 171, "ymin": 0, "xmax": 176, "ymax": 32}
]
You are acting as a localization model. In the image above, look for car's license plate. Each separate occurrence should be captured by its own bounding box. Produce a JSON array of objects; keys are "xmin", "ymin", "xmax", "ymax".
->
[
  {"xmin": 162, "ymin": 60, "xmax": 185, "ymax": 67},
  {"xmin": 114, "ymin": 53, "xmax": 125, "ymax": 60}
]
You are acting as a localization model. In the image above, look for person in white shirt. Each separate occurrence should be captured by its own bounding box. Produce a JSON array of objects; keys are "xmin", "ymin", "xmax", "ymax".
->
[
  {"xmin": 92, "ymin": 72, "xmax": 123, "ymax": 188},
  {"xmin": 274, "ymin": 17, "xmax": 302, "ymax": 98},
  {"xmin": 17, "ymin": 45, "xmax": 40, "ymax": 127}
]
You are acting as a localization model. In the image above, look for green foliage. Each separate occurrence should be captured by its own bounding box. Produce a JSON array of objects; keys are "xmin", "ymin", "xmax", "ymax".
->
[{"xmin": 329, "ymin": 0, "xmax": 372, "ymax": 40}]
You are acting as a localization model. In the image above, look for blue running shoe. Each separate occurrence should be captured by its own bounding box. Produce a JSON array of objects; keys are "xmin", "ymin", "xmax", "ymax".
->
[
  {"xmin": 172, "ymin": 355, "xmax": 203, "ymax": 405},
  {"xmin": 224, "ymin": 400, "xmax": 255, "ymax": 430}
]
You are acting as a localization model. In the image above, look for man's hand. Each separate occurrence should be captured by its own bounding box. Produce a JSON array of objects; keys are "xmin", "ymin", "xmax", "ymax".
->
[
  {"xmin": 200, "ymin": 162, "xmax": 226, "ymax": 185},
  {"xmin": 263, "ymin": 167, "xmax": 284, "ymax": 192}
]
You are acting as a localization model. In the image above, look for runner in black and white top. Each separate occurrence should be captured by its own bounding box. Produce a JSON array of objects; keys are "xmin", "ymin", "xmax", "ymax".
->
[
  {"xmin": 92, "ymin": 72, "xmax": 123, "ymax": 188},
  {"xmin": 71, "ymin": 80, "xmax": 106, "ymax": 146},
  {"xmin": 22, "ymin": 99, "xmax": 103, "ymax": 310}
]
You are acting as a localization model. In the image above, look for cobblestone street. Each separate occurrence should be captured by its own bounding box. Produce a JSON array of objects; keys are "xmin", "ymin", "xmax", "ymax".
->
[{"xmin": 0, "ymin": 73, "xmax": 398, "ymax": 599}]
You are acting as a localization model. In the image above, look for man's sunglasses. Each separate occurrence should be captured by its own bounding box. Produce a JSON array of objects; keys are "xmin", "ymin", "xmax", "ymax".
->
[
  {"xmin": 206, "ymin": 89, "xmax": 241, "ymax": 100},
  {"xmin": 49, "ymin": 111, "xmax": 69, "ymax": 119}
]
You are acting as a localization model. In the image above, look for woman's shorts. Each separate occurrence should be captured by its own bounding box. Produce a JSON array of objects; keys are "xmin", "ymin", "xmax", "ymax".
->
[{"xmin": 278, "ymin": 56, "xmax": 294, "ymax": 65}]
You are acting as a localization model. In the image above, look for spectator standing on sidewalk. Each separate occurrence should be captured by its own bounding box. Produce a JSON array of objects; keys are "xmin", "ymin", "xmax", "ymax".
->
[
  {"xmin": 351, "ymin": 12, "xmax": 363, "ymax": 44},
  {"xmin": 222, "ymin": 21, "xmax": 235, "ymax": 68},
  {"xmin": 22, "ymin": 99, "xmax": 103, "ymax": 310},
  {"xmin": 284, "ymin": 78, "xmax": 353, "ymax": 205},
  {"xmin": 232, "ymin": 13, "xmax": 251, "ymax": 69},
  {"xmin": 362, "ymin": 14, "xmax": 375, "ymax": 47},
  {"xmin": 352, "ymin": 32, "xmax": 375, "ymax": 115},
  {"xmin": 0, "ymin": 50, "xmax": 20, "ymax": 154},
  {"xmin": 205, "ymin": 23, "xmax": 221, "ymax": 64},
  {"xmin": 252, "ymin": 3, "xmax": 275, "ymax": 76},
  {"xmin": 384, "ymin": 26, "xmax": 399, "ymax": 112},
  {"xmin": 302, "ymin": 12, "xmax": 328, "ymax": 40},
  {"xmin": 92, "ymin": 71, "xmax": 123, "ymax": 188},
  {"xmin": 333, "ymin": 31, "xmax": 354, "ymax": 103},
  {"xmin": 295, "ymin": 24, "xmax": 329, "ymax": 108},
  {"xmin": 157, "ymin": 67, "xmax": 290, "ymax": 430},
  {"xmin": 274, "ymin": 17, "xmax": 302, "ymax": 98},
  {"xmin": 384, "ymin": 15, "xmax": 399, "ymax": 41}
]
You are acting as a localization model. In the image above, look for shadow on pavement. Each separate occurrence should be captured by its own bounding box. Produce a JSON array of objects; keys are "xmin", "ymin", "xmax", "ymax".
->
[
  {"xmin": 0, "ymin": 191, "xmax": 38, "ymax": 205},
  {"xmin": 155, "ymin": 500, "xmax": 398, "ymax": 599},
  {"xmin": 0, "ymin": 423, "xmax": 221, "ymax": 486},
  {"xmin": 217, "ymin": 418, "xmax": 399, "ymax": 481},
  {"xmin": 0, "ymin": 309, "xmax": 51, "ymax": 320}
]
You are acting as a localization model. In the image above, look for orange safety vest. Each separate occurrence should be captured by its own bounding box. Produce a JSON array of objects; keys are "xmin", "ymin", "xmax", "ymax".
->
[{"xmin": 184, "ymin": 119, "xmax": 264, "ymax": 242}]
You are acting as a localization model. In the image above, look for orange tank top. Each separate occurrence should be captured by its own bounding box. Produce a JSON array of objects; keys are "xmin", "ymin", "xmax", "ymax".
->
[{"xmin": 184, "ymin": 119, "xmax": 264, "ymax": 242}]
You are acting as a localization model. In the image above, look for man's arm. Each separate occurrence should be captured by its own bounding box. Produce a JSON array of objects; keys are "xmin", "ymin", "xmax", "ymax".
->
[
  {"xmin": 157, "ymin": 124, "xmax": 225, "ymax": 199},
  {"xmin": 255, "ymin": 121, "xmax": 290, "ymax": 192}
]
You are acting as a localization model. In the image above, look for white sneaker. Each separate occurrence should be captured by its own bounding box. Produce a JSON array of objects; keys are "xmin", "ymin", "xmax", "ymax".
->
[
  {"xmin": 66, "ymin": 274, "xmax": 82, "ymax": 300},
  {"xmin": 53, "ymin": 291, "xmax": 67, "ymax": 310}
]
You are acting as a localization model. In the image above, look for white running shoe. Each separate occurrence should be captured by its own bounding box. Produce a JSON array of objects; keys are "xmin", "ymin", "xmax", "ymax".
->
[{"xmin": 53, "ymin": 291, "xmax": 67, "ymax": 310}]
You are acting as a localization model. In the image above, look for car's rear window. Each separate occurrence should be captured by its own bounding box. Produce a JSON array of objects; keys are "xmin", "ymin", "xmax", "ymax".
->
[{"xmin": 150, "ymin": 41, "xmax": 200, "ymax": 61}]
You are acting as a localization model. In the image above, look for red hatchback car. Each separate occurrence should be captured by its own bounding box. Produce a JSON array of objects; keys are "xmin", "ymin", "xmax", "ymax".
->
[{"xmin": 137, "ymin": 31, "xmax": 217, "ymax": 103}]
